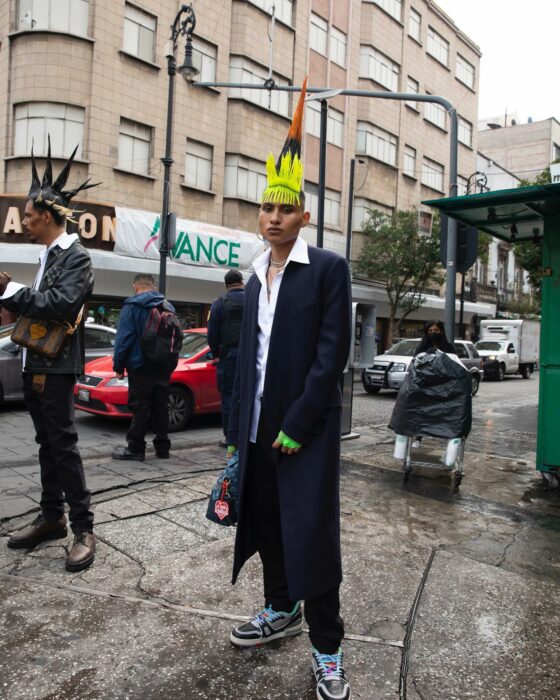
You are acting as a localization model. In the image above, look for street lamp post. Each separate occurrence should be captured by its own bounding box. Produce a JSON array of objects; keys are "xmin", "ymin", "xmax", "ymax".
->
[{"xmin": 159, "ymin": 4, "xmax": 199, "ymax": 296}]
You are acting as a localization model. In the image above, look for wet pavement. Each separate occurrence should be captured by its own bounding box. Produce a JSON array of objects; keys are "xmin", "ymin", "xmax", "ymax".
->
[{"xmin": 2, "ymin": 376, "xmax": 560, "ymax": 699}]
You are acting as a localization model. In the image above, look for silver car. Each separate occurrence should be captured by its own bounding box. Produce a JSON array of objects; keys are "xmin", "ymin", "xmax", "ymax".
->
[
  {"xmin": 0, "ymin": 323, "xmax": 117, "ymax": 402},
  {"xmin": 361, "ymin": 338, "xmax": 484, "ymax": 397}
]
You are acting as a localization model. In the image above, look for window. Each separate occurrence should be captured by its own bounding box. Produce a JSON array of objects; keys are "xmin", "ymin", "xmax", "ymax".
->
[
  {"xmin": 427, "ymin": 27, "xmax": 449, "ymax": 67},
  {"xmin": 406, "ymin": 77, "xmax": 419, "ymax": 110},
  {"xmin": 408, "ymin": 8, "xmax": 421, "ymax": 42},
  {"xmin": 118, "ymin": 118, "xmax": 152, "ymax": 174},
  {"xmin": 123, "ymin": 3, "xmax": 156, "ymax": 63},
  {"xmin": 247, "ymin": 0, "xmax": 293, "ymax": 25},
  {"xmin": 359, "ymin": 46, "xmax": 399, "ymax": 91},
  {"xmin": 229, "ymin": 58, "xmax": 289, "ymax": 117},
  {"xmin": 455, "ymin": 343, "xmax": 468, "ymax": 359},
  {"xmin": 329, "ymin": 27, "xmax": 347, "ymax": 67},
  {"xmin": 554, "ymin": 143, "xmax": 560, "ymax": 161},
  {"xmin": 457, "ymin": 175, "xmax": 468, "ymax": 196},
  {"xmin": 421, "ymin": 157, "xmax": 444, "ymax": 192},
  {"xmin": 192, "ymin": 38, "xmax": 217, "ymax": 83},
  {"xmin": 424, "ymin": 100, "xmax": 447, "ymax": 130},
  {"xmin": 84, "ymin": 328, "xmax": 115, "ymax": 350},
  {"xmin": 18, "ymin": 0, "xmax": 89, "ymax": 36},
  {"xmin": 353, "ymin": 198, "xmax": 392, "ymax": 230},
  {"xmin": 370, "ymin": 0, "xmax": 402, "ymax": 22},
  {"xmin": 458, "ymin": 117, "xmax": 473, "ymax": 147},
  {"xmin": 310, "ymin": 13, "xmax": 328, "ymax": 56},
  {"xmin": 305, "ymin": 183, "xmax": 341, "ymax": 227},
  {"xmin": 456, "ymin": 54, "xmax": 475, "ymax": 89},
  {"xmin": 185, "ymin": 140, "xmax": 213, "ymax": 191},
  {"xmin": 307, "ymin": 102, "xmax": 344, "ymax": 146},
  {"xmin": 14, "ymin": 103, "xmax": 85, "ymax": 158},
  {"xmin": 356, "ymin": 122, "xmax": 397, "ymax": 166},
  {"xmin": 403, "ymin": 145, "xmax": 416, "ymax": 178},
  {"xmin": 224, "ymin": 155, "xmax": 267, "ymax": 202}
]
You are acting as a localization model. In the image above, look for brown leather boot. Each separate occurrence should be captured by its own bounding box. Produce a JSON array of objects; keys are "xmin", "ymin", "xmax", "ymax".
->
[
  {"xmin": 66, "ymin": 532, "xmax": 96, "ymax": 572},
  {"xmin": 7, "ymin": 515, "xmax": 67, "ymax": 549}
]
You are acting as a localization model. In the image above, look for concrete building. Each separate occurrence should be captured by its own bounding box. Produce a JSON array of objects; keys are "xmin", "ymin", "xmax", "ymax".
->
[
  {"xmin": 478, "ymin": 116, "xmax": 560, "ymax": 183},
  {"xmin": 0, "ymin": 0, "xmax": 495, "ymax": 340}
]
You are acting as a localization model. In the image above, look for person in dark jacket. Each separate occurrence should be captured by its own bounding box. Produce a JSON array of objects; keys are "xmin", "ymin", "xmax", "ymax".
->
[
  {"xmin": 207, "ymin": 269, "xmax": 245, "ymax": 447},
  {"xmin": 0, "ymin": 142, "xmax": 98, "ymax": 572},
  {"xmin": 414, "ymin": 319, "xmax": 456, "ymax": 355},
  {"xmin": 111, "ymin": 273, "xmax": 175, "ymax": 461},
  {"xmin": 226, "ymin": 80, "xmax": 353, "ymax": 700}
]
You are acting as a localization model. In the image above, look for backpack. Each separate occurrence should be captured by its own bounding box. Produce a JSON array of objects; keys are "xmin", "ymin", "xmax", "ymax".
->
[
  {"xmin": 140, "ymin": 302, "xmax": 183, "ymax": 371},
  {"xmin": 219, "ymin": 292, "xmax": 244, "ymax": 354}
]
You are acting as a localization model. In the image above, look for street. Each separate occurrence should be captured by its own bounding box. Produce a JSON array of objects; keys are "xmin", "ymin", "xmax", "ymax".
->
[{"xmin": 3, "ymin": 373, "xmax": 560, "ymax": 700}]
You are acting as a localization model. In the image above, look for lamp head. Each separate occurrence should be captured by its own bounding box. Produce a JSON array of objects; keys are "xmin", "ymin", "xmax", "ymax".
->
[{"xmin": 179, "ymin": 36, "xmax": 199, "ymax": 83}]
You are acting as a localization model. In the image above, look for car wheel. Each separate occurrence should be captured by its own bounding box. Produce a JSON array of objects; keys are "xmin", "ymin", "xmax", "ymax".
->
[
  {"xmin": 520, "ymin": 364, "xmax": 531, "ymax": 379},
  {"xmin": 471, "ymin": 374, "xmax": 480, "ymax": 396},
  {"xmin": 496, "ymin": 364, "xmax": 505, "ymax": 381},
  {"xmin": 167, "ymin": 386, "xmax": 193, "ymax": 432},
  {"xmin": 362, "ymin": 379, "xmax": 381, "ymax": 394}
]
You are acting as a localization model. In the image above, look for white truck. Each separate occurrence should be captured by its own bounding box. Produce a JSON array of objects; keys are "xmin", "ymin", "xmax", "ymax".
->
[{"xmin": 475, "ymin": 319, "xmax": 540, "ymax": 381}]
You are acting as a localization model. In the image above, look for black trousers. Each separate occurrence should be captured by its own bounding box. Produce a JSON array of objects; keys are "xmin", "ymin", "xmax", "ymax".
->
[
  {"xmin": 23, "ymin": 373, "xmax": 93, "ymax": 533},
  {"xmin": 126, "ymin": 367, "xmax": 171, "ymax": 454},
  {"xmin": 217, "ymin": 355, "xmax": 237, "ymax": 439},
  {"xmin": 247, "ymin": 420, "xmax": 345, "ymax": 655}
]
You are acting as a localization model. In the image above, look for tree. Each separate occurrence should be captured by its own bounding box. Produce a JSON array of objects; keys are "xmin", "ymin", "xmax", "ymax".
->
[
  {"xmin": 511, "ymin": 160, "xmax": 559, "ymax": 305},
  {"xmin": 356, "ymin": 209, "xmax": 444, "ymax": 338}
]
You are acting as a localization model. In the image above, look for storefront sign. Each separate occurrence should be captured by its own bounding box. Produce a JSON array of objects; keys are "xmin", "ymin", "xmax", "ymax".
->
[
  {"xmin": 0, "ymin": 195, "xmax": 116, "ymax": 250},
  {"xmin": 114, "ymin": 207, "xmax": 263, "ymax": 270}
]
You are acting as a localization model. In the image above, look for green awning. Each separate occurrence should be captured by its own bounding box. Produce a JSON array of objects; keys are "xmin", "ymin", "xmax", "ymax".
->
[{"xmin": 423, "ymin": 182, "xmax": 560, "ymax": 242}]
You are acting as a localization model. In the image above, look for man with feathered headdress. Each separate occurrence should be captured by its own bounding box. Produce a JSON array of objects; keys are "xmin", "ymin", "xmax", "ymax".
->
[
  {"xmin": 0, "ymin": 140, "xmax": 98, "ymax": 571},
  {"xmin": 226, "ymin": 80, "xmax": 353, "ymax": 700}
]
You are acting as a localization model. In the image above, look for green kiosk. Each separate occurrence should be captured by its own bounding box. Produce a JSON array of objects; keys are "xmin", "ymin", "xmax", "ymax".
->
[{"xmin": 424, "ymin": 182, "xmax": 560, "ymax": 484}]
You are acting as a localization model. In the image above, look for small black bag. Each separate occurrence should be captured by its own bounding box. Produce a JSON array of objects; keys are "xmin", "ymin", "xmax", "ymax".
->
[{"xmin": 206, "ymin": 450, "xmax": 240, "ymax": 527}]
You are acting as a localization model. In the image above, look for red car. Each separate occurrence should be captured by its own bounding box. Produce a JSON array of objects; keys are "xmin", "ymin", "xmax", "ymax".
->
[{"xmin": 74, "ymin": 329, "xmax": 221, "ymax": 431}]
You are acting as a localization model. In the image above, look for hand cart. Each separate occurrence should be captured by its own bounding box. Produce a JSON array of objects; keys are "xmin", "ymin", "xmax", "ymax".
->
[{"xmin": 400, "ymin": 435, "xmax": 466, "ymax": 487}]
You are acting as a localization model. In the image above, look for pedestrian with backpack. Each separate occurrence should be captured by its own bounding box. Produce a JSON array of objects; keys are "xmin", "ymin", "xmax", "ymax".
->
[
  {"xmin": 207, "ymin": 270, "xmax": 245, "ymax": 447},
  {"xmin": 111, "ymin": 274, "xmax": 182, "ymax": 461}
]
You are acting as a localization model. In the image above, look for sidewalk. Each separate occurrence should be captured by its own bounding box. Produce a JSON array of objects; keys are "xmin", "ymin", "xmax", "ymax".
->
[{"xmin": 2, "ymin": 419, "xmax": 560, "ymax": 699}]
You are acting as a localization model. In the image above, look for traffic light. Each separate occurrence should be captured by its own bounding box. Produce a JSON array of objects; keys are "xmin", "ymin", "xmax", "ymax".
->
[{"xmin": 440, "ymin": 214, "xmax": 478, "ymax": 274}]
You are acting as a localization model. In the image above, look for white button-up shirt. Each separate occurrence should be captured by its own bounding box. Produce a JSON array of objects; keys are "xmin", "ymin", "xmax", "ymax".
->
[
  {"xmin": 250, "ymin": 235, "xmax": 310, "ymax": 443},
  {"xmin": 1, "ymin": 232, "xmax": 79, "ymax": 370}
]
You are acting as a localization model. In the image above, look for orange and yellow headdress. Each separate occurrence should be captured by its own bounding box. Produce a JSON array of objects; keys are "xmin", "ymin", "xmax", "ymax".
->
[{"xmin": 261, "ymin": 77, "xmax": 308, "ymax": 206}]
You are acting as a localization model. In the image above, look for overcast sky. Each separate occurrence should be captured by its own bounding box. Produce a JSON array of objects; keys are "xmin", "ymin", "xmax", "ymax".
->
[{"xmin": 434, "ymin": 0, "xmax": 558, "ymax": 123}]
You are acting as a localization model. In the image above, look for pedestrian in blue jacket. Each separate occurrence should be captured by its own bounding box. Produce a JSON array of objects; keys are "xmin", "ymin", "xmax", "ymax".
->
[{"xmin": 112, "ymin": 273, "xmax": 176, "ymax": 461}]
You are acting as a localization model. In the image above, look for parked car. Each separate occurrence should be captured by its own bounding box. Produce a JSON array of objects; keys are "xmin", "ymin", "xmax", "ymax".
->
[
  {"xmin": 0, "ymin": 322, "xmax": 117, "ymax": 403},
  {"xmin": 73, "ymin": 328, "xmax": 221, "ymax": 432},
  {"xmin": 361, "ymin": 338, "xmax": 484, "ymax": 397}
]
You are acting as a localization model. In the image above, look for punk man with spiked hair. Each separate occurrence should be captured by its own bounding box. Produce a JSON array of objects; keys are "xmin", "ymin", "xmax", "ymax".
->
[
  {"xmin": 0, "ymin": 140, "xmax": 98, "ymax": 571},
  {"xmin": 227, "ymin": 80, "xmax": 353, "ymax": 700}
]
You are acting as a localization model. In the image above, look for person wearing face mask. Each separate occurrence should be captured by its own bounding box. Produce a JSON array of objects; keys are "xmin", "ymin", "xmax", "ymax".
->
[{"xmin": 414, "ymin": 320, "xmax": 456, "ymax": 355}]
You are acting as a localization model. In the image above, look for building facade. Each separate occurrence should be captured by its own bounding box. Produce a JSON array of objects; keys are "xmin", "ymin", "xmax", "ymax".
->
[{"xmin": 0, "ymin": 0, "xmax": 494, "ymax": 340}]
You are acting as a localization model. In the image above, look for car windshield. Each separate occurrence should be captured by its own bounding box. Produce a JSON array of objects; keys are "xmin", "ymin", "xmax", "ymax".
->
[
  {"xmin": 181, "ymin": 332, "xmax": 208, "ymax": 358},
  {"xmin": 475, "ymin": 341, "xmax": 503, "ymax": 351},
  {"xmin": 384, "ymin": 340, "xmax": 419, "ymax": 357}
]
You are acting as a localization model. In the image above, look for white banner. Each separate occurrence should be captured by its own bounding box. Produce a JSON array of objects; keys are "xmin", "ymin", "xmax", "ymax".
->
[{"xmin": 114, "ymin": 207, "xmax": 263, "ymax": 271}]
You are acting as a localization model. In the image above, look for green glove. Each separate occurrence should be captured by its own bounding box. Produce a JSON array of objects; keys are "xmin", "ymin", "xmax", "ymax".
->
[
  {"xmin": 227, "ymin": 445, "xmax": 237, "ymax": 455},
  {"xmin": 276, "ymin": 431, "xmax": 302, "ymax": 449}
]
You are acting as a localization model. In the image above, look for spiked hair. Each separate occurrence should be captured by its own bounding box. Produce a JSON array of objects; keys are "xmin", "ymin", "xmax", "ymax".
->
[
  {"xmin": 28, "ymin": 136, "xmax": 100, "ymax": 222},
  {"xmin": 261, "ymin": 77, "xmax": 308, "ymax": 206}
]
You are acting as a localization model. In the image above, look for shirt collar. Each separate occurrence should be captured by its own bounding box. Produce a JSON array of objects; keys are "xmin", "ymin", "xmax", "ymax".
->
[
  {"xmin": 39, "ymin": 232, "xmax": 79, "ymax": 263},
  {"xmin": 252, "ymin": 235, "xmax": 310, "ymax": 272}
]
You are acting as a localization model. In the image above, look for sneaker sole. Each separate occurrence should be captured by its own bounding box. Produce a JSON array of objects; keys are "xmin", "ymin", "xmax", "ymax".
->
[
  {"xmin": 230, "ymin": 620, "xmax": 304, "ymax": 647},
  {"xmin": 315, "ymin": 688, "xmax": 352, "ymax": 700},
  {"xmin": 111, "ymin": 455, "xmax": 145, "ymax": 461},
  {"xmin": 7, "ymin": 528, "xmax": 68, "ymax": 550},
  {"xmin": 65, "ymin": 553, "xmax": 95, "ymax": 572}
]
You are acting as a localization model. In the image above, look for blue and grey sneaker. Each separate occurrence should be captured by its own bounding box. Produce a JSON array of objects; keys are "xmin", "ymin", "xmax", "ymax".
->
[
  {"xmin": 311, "ymin": 647, "xmax": 352, "ymax": 700},
  {"xmin": 230, "ymin": 602, "xmax": 303, "ymax": 647}
]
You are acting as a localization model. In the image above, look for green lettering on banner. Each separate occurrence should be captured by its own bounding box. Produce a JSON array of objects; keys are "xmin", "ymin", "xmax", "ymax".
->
[
  {"xmin": 196, "ymin": 235, "xmax": 213, "ymax": 263},
  {"xmin": 228, "ymin": 242, "xmax": 241, "ymax": 267},
  {"xmin": 171, "ymin": 231, "xmax": 183, "ymax": 258},
  {"xmin": 214, "ymin": 240, "xmax": 228, "ymax": 265},
  {"xmin": 175, "ymin": 231, "xmax": 196, "ymax": 261}
]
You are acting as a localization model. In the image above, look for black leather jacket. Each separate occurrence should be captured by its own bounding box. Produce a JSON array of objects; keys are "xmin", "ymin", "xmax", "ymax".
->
[{"xmin": 3, "ymin": 241, "xmax": 94, "ymax": 374}]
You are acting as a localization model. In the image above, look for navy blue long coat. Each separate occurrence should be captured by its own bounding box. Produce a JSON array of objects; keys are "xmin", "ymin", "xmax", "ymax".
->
[{"xmin": 227, "ymin": 245, "xmax": 352, "ymax": 601}]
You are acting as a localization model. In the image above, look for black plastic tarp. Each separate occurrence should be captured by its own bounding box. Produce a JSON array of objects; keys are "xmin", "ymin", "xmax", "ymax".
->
[{"xmin": 388, "ymin": 350, "xmax": 472, "ymax": 439}]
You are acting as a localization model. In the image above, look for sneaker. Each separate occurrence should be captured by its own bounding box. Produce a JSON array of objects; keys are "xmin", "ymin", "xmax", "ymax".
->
[
  {"xmin": 312, "ymin": 647, "xmax": 352, "ymax": 700},
  {"xmin": 230, "ymin": 602, "xmax": 303, "ymax": 647},
  {"xmin": 111, "ymin": 446, "xmax": 145, "ymax": 461}
]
